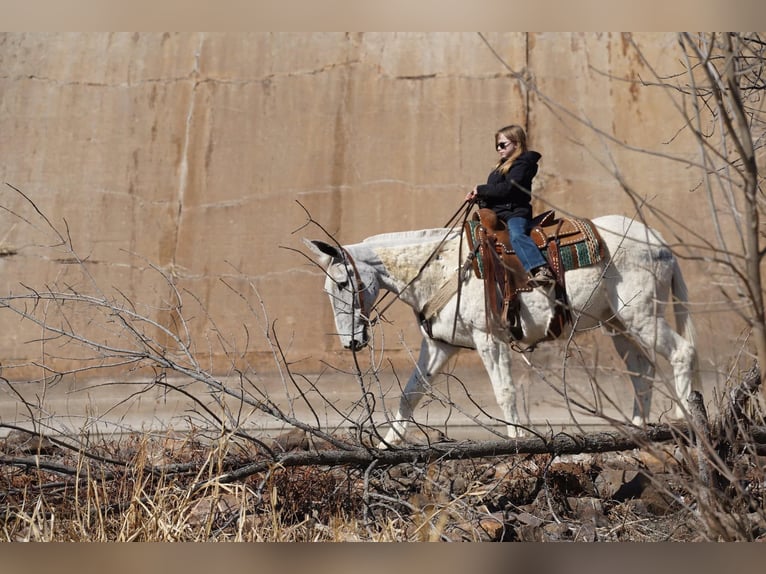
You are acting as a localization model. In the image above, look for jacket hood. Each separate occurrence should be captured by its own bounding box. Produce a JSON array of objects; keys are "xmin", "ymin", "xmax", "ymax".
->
[{"xmin": 520, "ymin": 150, "xmax": 542, "ymax": 163}]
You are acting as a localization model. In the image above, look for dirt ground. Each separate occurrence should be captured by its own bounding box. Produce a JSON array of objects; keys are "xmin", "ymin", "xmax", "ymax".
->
[{"xmin": 262, "ymin": 427, "xmax": 766, "ymax": 542}]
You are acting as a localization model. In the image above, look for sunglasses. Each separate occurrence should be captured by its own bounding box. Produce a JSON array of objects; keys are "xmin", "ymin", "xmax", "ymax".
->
[{"xmin": 496, "ymin": 141, "xmax": 514, "ymax": 151}]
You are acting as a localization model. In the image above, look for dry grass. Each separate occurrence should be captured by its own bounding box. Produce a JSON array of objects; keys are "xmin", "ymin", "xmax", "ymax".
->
[{"xmin": 0, "ymin": 431, "xmax": 377, "ymax": 542}]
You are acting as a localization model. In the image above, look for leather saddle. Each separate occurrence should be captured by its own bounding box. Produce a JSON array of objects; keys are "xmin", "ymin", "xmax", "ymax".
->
[{"xmin": 463, "ymin": 208, "xmax": 605, "ymax": 342}]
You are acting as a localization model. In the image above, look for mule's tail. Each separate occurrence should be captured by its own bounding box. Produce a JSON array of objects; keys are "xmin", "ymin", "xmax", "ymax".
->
[{"xmin": 671, "ymin": 257, "xmax": 702, "ymax": 392}]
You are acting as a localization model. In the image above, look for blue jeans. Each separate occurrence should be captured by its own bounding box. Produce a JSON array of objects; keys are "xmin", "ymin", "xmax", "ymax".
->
[{"xmin": 507, "ymin": 217, "xmax": 547, "ymax": 272}]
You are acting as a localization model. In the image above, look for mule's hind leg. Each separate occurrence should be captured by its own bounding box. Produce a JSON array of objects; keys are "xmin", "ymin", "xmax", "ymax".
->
[
  {"xmin": 607, "ymin": 326, "xmax": 656, "ymax": 425},
  {"xmin": 611, "ymin": 317, "xmax": 698, "ymax": 422},
  {"xmin": 377, "ymin": 338, "xmax": 458, "ymax": 448}
]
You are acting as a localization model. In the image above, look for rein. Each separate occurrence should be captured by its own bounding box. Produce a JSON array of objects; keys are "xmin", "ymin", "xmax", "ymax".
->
[{"xmin": 366, "ymin": 200, "xmax": 474, "ymax": 327}]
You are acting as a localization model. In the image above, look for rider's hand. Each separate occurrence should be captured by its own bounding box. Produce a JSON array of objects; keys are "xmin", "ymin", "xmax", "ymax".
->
[{"xmin": 465, "ymin": 187, "xmax": 478, "ymax": 202}]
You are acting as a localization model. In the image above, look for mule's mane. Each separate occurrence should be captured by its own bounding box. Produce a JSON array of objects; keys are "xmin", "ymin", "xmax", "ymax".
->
[{"xmin": 359, "ymin": 228, "xmax": 458, "ymax": 249}]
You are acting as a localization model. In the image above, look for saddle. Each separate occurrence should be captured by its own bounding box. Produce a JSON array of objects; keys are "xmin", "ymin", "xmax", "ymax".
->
[{"xmin": 463, "ymin": 208, "xmax": 606, "ymax": 342}]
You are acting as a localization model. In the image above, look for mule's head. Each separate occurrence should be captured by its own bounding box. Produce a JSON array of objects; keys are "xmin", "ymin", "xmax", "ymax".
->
[{"xmin": 305, "ymin": 239, "xmax": 380, "ymax": 351}]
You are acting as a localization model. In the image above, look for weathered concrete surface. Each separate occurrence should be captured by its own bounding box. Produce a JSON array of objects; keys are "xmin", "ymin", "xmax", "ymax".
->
[{"xmin": 0, "ymin": 33, "xmax": 755, "ymax": 434}]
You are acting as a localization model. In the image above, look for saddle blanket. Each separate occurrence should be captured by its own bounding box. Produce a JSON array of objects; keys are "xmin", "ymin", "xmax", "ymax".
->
[
  {"xmin": 464, "ymin": 216, "xmax": 605, "ymax": 280},
  {"xmin": 538, "ymin": 217, "xmax": 605, "ymax": 271}
]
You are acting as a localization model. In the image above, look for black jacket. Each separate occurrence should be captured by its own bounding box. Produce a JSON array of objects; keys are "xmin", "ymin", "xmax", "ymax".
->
[{"xmin": 475, "ymin": 150, "xmax": 542, "ymax": 221}]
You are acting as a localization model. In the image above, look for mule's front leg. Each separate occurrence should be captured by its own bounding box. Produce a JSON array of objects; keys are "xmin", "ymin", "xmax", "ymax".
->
[
  {"xmin": 377, "ymin": 338, "xmax": 457, "ymax": 449},
  {"xmin": 474, "ymin": 338, "xmax": 522, "ymax": 437},
  {"xmin": 475, "ymin": 335, "xmax": 525, "ymax": 438}
]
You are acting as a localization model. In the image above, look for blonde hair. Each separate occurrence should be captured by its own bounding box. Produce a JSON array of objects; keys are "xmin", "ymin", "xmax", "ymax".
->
[{"xmin": 495, "ymin": 124, "xmax": 528, "ymax": 174}]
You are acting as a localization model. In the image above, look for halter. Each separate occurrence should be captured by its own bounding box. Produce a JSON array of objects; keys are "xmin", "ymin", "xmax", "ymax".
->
[{"xmin": 340, "ymin": 246, "xmax": 368, "ymax": 319}]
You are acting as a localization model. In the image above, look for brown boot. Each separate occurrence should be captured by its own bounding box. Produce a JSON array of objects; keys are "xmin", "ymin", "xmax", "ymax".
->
[{"xmin": 528, "ymin": 266, "xmax": 555, "ymax": 288}]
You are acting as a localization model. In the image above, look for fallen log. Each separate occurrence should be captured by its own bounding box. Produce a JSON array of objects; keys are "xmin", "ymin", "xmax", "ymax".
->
[
  {"xmin": 213, "ymin": 417, "xmax": 766, "ymax": 487},
  {"xmin": 212, "ymin": 423, "xmax": 690, "ymax": 485}
]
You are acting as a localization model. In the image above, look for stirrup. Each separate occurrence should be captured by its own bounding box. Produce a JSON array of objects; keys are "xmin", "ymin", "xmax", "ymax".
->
[{"xmin": 528, "ymin": 266, "xmax": 555, "ymax": 289}]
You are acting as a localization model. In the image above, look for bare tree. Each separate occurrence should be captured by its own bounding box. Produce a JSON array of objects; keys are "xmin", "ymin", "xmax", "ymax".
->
[{"xmin": 677, "ymin": 33, "xmax": 765, "ymax": 393}]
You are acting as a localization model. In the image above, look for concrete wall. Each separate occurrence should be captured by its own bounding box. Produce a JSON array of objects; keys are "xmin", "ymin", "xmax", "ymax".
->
[{"xmin": 0, "ymin": 32, "xmax": 755, "ymax": 386}]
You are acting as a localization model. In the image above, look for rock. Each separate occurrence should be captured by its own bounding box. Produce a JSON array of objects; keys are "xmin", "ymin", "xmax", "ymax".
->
[
  {"xmin": 479, "ymin": 513, "xmax": 508, "ymax": 541},
  {"xmin": 480, "ymin": 466, "xmax": 496, "ymax": 481},
  {"xmin": 548, "ymin": 460, "xmax": 597, "ymax": 496},
  {"xmin": 567, "ymin": 496, "xmax": 608, "ymax": 526},
  {"xmin": 640, "ymin": 479, "xmax": 678, "ymax": 515},
  {"xmin": 542, "ymin": 521, "xmax": 571, "ymax": 541},
  {"xmin": 637, "ymin": 447, "xmax": 679, "ymax": 473},
  {"xmin": 517, "ymin": 523, "xmax": 544, "ymax": 542},
  {"xmin": 492, "ymin": 460, "xmax": 536, "ymax": 478},
  {"xmin": 451, "ymin": 475, "xmax": 467, "ymax": 496},
  {"xmin": 502, "ymin": 477, "xmax": 540, "ymax": 506},
  {"xmin": 594, "ymin": 468, "xmax": 650, "ymax": 500},
  {"xmin": 572, "ymin": 521, "xmax": 598, "ymax": 542},
  {"xmin": 618, "ymin": 498, "xmax": 649, "ymax": 516},
  {"xmin": 530, "ymin": 485, "xmax": 568, "ymax": 517},
  {"xmin": 515, "ymin": 511, "xmax": 544, "ymax": 527}
]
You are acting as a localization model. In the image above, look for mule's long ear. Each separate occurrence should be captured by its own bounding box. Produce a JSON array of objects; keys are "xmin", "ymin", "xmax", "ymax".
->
[{"xmin": 303, "ymin": 238, "xmax": 343, "ymax": 267}]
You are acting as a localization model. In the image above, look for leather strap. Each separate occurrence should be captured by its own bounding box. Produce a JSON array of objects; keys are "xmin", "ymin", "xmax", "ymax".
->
[{"xmin": 340, "ymin": 247, "xmax": 367, "ymax": 318}]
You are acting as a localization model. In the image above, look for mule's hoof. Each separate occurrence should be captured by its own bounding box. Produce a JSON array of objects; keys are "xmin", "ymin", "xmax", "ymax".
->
[
  {"xmin": 377, "ymin": 431, "xmax": 408, "ymax": 449},
  {"xmin": 377, "ymin": 437, "xmax": 402, "ymax": 449}
]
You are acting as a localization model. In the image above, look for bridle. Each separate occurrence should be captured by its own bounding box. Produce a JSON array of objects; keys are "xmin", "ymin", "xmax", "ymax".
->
[
  {"xmin": 340, "ymin": 246, "xmax": 369, "ymax": 320},
  {"xmin": 323, "ymin": 200, "xmax": 475, "ymax": 337}
]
